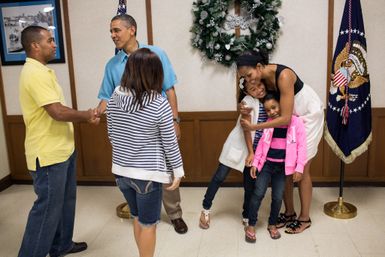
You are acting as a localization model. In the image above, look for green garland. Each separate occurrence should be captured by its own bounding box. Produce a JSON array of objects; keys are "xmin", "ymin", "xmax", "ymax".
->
[{"xmin": 190, "ymin": 0, "xmax": 282, "ymax": 66}]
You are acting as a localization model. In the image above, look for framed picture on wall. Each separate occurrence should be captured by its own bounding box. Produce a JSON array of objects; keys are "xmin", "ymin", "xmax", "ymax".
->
[{"xmin": 0, "ymin": 0, "xmax": 65, "ymax": 65}]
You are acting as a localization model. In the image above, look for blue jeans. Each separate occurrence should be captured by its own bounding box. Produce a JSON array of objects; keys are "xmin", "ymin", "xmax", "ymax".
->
[
  {"xmin": 18, "ymin": 151, "xmax": 77, "ymax": 257},
  {"xmin": 248, "ymin": 161, "xmax": 286, "ymax": 226},
  {"xmin": 116, "ymin": 177, "xmax": 162, "ymax": 226},
  {"xmin": 202, "ymin": 163, "xmax": 255, "ymax": 219}
]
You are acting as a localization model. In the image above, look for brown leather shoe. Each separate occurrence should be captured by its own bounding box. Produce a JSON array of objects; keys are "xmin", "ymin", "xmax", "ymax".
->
[{"xmin": 171, "ymin": 218, "xmax": 188, "ymax": 234}]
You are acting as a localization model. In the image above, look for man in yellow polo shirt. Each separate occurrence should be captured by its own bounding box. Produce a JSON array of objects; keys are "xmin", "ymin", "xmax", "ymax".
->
[{"xmin": 18, "ymin": 26, "xmax": 98, "ymax": 257}]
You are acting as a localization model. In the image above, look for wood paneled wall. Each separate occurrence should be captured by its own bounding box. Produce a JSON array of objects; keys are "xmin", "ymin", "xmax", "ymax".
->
[{"xmin": 7, "ymin": 109, "xmax": 385, "ymax": 184}]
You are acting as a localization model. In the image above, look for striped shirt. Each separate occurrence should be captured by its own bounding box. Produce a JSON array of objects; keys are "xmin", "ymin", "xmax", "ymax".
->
[
  {"xmin": 253, "ymin": 102, "xmax": 268, "ymax": 151},
  {"xmin": 106, "ymin": 87, "xmax": 184, "ymax": 183},
  {"xmin": 266, "ymin": 127, "xmax": 288, "ymax": 162}
]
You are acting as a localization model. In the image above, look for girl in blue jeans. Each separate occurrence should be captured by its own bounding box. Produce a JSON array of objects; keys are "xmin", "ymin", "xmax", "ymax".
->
[
  {"xmin": 107, "ymin": 48, "xmax": 184, "ymax": 257},
  {"xmin": 199, "ymin": 80, "xmax": 268, "ymax": 229},
  {"xmin": 244, "ymin": 94, "xmax": 307, "ymax": 242}
]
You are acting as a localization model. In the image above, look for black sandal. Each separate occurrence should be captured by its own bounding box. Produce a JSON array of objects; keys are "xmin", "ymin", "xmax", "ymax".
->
[
  {"xmin": 285, "ymin": 219, "xmax": 311, "ymax": 234},
  {"xmin": 276, "ymin": 212, "xmax": 296, "ymax": 228}
]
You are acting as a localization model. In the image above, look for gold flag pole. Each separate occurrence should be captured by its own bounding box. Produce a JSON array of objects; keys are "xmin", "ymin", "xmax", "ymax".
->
[{"xmin": 324, "ymin": 160, "xmax": 357, "ymax": 219}]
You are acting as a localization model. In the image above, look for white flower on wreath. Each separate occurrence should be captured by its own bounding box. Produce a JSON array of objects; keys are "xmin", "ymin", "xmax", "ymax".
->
[{"xmin": 200, "ymin": 10, "xmax": 208, "ymax": 20}]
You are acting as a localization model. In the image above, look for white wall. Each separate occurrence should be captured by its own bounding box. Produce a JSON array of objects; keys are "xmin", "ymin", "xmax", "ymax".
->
[
  {"xmin": 0, "ymin": 0, "xmax": 383, "ymax": 133},
  {"xmin": 270, "ymin": 0, "xmax": 328, "ymax": 103}
]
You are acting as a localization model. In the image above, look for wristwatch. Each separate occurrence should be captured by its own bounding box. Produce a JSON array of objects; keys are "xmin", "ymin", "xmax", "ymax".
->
[{"xmin": 173, "ymin": 117, "xmax": 181, "ymax": 124}]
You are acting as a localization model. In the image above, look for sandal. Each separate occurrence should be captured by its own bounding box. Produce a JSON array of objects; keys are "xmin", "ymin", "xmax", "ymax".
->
[
  {"xmin": 199, "ymin": 210, "xmax": 210, "ymax": 229},
  {"xmin": 276, "ymin": 212, "xmax": 296, "ymax": 228},
  {"xmin": 267, "ymin": 226, "xmax": 281, "ymax": 239},
  {"xmin": 285, "ymin": 219, "xmax": 311, "ymax": 234},
  {"xmin": 244, "ymin": 226, "xmax": 256, "ymax": 243}
]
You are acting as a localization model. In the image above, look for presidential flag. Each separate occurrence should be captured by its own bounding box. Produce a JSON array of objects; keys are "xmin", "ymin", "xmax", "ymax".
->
[
  {"xmin": 115, "ymin": 0, "xmax": 127, "ymax": 54},
  {"xmin": 117, "ymin": 0, "xmax": 127, "ymax": 15},
  {"xmin": 324, "ymin": 0, "xmax": 372, "ymax": 164}
]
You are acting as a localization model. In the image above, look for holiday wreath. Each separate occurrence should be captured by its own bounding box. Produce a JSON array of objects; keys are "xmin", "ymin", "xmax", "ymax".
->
[{"xmin": 190, "ymin": 0, "xmax": 282, "ymax": 66}]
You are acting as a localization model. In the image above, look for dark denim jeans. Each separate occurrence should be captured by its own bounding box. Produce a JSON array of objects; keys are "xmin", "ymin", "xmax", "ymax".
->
[
  {"xmin": 18, "ymin": 151, "xmax": 77, "ymax": 257},
  {"xmin": 202, "ymin": 163, "xmax": 255, "ymax": 219},
  {"xmin": 248, "ymin": 161, "xmax": 286, "ymax": 226},
  {"xmin": 116, "ymin": 177, "xmax": 162, "ymax": 226}
]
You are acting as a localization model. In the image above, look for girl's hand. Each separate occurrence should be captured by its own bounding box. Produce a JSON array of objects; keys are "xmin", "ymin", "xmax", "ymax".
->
[
  {"xmin": 250, "ymin": 166, "xmax": 257, "ymax": 179},
  {"xmin": 165, "ymin": 177, "xmax": 181, "ymax": 191},
  {"xmin": 245, "ymin": 153, "xmax": 254, "ymax": 167},
  {"xmin": 293, "ymin": 172, "xmax": 303, "ymax": 182}
]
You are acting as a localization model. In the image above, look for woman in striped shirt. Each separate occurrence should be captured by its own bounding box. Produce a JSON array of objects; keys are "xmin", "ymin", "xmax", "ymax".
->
[{"xmin": 106, "ymin": 48, "xmax": 184, "ymax": 257}]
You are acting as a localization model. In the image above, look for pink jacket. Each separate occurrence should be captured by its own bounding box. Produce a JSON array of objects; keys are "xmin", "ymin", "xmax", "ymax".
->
[{"xmin": 252, "ymin": 116, "xmax": 307, "ymax": 175}]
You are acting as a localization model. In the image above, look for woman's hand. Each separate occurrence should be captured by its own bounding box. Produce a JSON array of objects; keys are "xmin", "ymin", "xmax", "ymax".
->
[
  {"xmin": 165, "ymin": 177, "xmax": 181, "ymax": 191},
  {"xmin": 250, "ymin": 166, "xmax": 257, "ymax": 179},
  {"xmin": 239, "ymin": 101, "xmax": 253, "ymax": 115},
  {"xmin": 240, "ymin": 118, "xmax": 256, "ymax": 131},
  {"xmin": 245, "ymin": 153, "xmax": 254, "ymax": 167},
  {"xmin": 292, "ymin": 172, "xmax": 303, "ymax": 182}
]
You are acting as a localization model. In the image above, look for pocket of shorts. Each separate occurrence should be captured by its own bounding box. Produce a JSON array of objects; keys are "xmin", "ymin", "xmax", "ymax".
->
[
  {"xmin": 130, "ymin": 179, "xmax": 156, "ymax": 194},
  {"xmin": 227, "ymin": 146, "xmax": 243, "ymax": 163}
]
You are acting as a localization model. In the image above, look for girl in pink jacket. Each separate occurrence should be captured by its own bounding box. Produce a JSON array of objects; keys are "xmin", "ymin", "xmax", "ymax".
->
[{"xmin": 244, "ymin": 93, "xmax": 307, "ymax": 243}]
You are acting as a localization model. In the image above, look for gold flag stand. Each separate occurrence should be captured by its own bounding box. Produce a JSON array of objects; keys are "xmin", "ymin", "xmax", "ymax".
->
[
  {"xmin": 324, "ymin": 160, "xmax": 357, "ymax": 219},
  {"xmin": 116, "ymin": 203, "xmax": 130, "ymax": 219}
]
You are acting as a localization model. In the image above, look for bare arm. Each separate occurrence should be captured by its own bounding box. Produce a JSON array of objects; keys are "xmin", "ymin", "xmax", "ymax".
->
[
  {"xmin": 165, "ymin": 86, "xmax": 181, "ymax": 140},
  {"xmin": 241, "ymin": 69, "xmax": 296, "ymax": 131},
  {"xmin": 242, "ymin": 113, "xmax": 254, "ymax": 167},
  {"xmin": 96, "ymin": 99, "xmax": 108, "ymax": 116},
  {"xmin": 44, "ymin": 102, "xmax": 96, "ymax": 123}
]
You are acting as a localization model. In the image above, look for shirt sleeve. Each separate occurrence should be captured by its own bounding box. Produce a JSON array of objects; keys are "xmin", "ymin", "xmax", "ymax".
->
[
  {"xmin": 98, "ymin": 63, "xmax": 116, "ymax": 100},
  {"xmin": 158, "ymin": 99, "xmax": 184, "ymax": 177},
  {"xmin": 27, "ymin": 72, "xmax": 61, "ymax": 107},
  {"xmin": 252, "ymin": 130, "xmax": 266, "ymax": 169}
]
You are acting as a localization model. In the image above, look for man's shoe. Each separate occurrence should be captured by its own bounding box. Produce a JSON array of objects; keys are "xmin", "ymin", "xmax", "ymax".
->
[
  {"xmin": 171, "ymin": 218, "xmax": 188, "ymax": 234},
  {"xmin": 65, "ymin": 242, "xmax": 88, "ymax": 255}
]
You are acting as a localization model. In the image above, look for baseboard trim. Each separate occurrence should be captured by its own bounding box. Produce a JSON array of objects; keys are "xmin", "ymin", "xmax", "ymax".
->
[
  {"xmin": 10, "ymin": 179, "xmax": 385, "ymax": 188},
  {"xmin": 0, "ymin": 175, "xmax": 12, "ymax": 192},
  {"xmin": 181, "ymin": 181, "xmax": 385, "ymax": 187}
]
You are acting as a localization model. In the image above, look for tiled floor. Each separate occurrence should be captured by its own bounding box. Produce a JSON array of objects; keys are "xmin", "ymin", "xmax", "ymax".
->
[{"xmin": 1, "ymin": 185, "xmax": 385, "ymax": 257}]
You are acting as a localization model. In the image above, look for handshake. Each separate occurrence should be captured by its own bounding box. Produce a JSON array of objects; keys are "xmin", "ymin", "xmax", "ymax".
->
[{"xmin": 86, "ymin": 102, "xmax": 106, "ymax": 125}]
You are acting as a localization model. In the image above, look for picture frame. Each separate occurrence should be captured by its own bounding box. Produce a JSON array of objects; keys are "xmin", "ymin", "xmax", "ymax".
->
[{"xmin": 0, "ymin": 0, "xmax": 65, "ymax": 65}]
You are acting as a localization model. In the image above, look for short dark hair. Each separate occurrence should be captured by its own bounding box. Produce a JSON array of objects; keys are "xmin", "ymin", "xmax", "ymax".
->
[
  {"xmin": 111, "ymin": 14, "xmax": 137, "ymax": 36},
  {"xmin": 21, "ymin": 25, "xmax": 47, "ymax": 53},
  {"xmin": 263, "ymin": 92, "xmax": 280, "ymax": 103},
  {"xmin": 120, "ymin": 48, "xmax": 164, "ymax": 107}
]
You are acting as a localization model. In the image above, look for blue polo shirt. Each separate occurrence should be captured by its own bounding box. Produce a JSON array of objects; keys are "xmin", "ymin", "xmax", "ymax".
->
[{"xmin": 98, "ymin": 42, "xmax": 177, "ymax": 100}]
